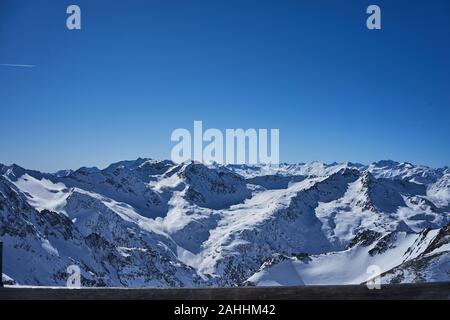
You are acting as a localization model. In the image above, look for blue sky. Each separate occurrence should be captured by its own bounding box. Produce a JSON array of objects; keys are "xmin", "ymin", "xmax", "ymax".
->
[{"xmin": 0, "ymin": 0, "xmax": 449, "ymax": 171}]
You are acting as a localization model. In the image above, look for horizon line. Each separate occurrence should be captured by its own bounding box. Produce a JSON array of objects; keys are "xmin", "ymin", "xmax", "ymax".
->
[{"xmin": 0, "ymin": 158, "xmax": 448, "ymax": 174}]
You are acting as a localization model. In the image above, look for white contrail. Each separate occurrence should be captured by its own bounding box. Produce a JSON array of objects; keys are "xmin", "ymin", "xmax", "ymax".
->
[{"xmin": 0, "ymin": 63, "xmax": 36, "ymax": 68}]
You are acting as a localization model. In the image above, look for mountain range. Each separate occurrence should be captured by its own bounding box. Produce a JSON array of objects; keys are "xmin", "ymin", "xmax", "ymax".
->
[{"xmin": 1, "ymin": 159, "xmax": 449, "ymax": 287}]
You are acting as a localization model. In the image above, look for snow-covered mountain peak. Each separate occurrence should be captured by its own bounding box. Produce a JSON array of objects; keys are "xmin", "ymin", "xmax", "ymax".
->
[
  {"xmin": 368, "ymin": 160, "xmax": 442, "ymax": 184},
  {"xmin": 178, "ymin": 162, "xmax": 252, "ymax": 209},
  {"xmin": 71, "ymin": 166, "xmax": 101, "ymax": 176},
  {"xmin": 52, "ymin": 169, "xmax": 74, "ymax": 178},
  {"xmin": 104, "ymin": 157, "xmax": 152, "ymax": 172}
]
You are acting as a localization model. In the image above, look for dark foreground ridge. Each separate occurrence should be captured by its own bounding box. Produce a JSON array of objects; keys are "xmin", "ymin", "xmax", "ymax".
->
[{"xmin": 1, "ymin": 282, "xmax": 449, "ymax": 300}]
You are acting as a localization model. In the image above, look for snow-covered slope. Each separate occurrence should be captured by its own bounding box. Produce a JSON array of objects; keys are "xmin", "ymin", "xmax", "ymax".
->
[
  {"xmin": 0, "ymin": 159, "xmax": 449, "ymax": 287},
  {"xmin": 0, "ymin": 168, "xmax": 200, "ymax": 287},
  {"xmin": 246, "ymin": 222, "xmax": 450, "ymax": 286}
]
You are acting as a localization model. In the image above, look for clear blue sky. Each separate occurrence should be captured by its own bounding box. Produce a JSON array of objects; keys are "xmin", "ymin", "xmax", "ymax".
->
[{"xmin": 1, "ymin": 0, "xmax": 449, "ymax": 172}]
